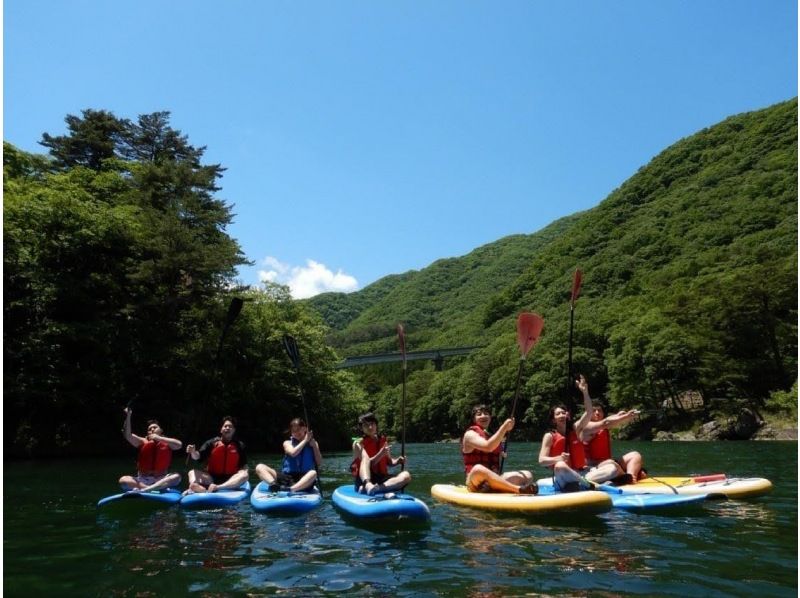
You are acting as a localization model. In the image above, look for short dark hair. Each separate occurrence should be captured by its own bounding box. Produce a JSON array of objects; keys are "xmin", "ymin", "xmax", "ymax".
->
[
  {"xmin": 358, "ymin": 412, "xmax": 378, "ymax": 425},
  {"xmin": 146, "ymin": 419, "xmax": 160, "ymax": 428},
  {"xmin": 221, "ymin": 415, "xmax": 237, "ymax": 428}
]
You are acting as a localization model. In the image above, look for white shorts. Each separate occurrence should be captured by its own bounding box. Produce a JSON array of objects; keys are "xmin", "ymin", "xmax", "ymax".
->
[{"xmin": 135, "ymin": 473, "xmax": 174, "ymax": 486}]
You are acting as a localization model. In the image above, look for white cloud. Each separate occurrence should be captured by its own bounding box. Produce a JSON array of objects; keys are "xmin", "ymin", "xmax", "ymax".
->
[{"xmin": 258, "ymin": 256, "xmax": 358, "ymax": 299}]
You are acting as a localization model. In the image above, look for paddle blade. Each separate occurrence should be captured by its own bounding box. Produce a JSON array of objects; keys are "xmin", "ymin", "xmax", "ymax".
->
[
  {"xmin": 282, "ymin": 334, "xmax": 301, "ymax": 369},
  {"xmin": 517, "ymin": 312, "xmax": 544, "ymax": 356},
  {"xmin": 226, "ymin": 297, "xmax": 244, "ymax": 324},
  {"xmin": 570, "ymin": 269, "xmax": 583, "ymax": 307}
]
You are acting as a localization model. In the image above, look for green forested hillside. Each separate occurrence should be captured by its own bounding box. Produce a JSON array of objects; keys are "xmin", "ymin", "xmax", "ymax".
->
[
  {"xmin": 309, "ymin": 214, "xmax": 581, "ymax": 353},
  {"xmin": 5, "ymin": 100, "xmax": 796, "ymax": 456},
  {"xmin": 307, "ymin": 99, "xmax": 798, "ymax": 441},
  {"xmin": 4, "ymin": 110, "xmax": 367, "ymax": 457}
]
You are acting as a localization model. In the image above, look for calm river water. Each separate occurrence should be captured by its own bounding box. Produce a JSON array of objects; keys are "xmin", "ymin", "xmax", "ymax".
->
[{"xmin": 4, "ymin": 441, "xmax": 797, "ymax": 596}]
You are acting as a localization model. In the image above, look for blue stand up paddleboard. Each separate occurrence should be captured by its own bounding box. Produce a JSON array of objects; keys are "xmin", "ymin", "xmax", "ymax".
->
[
  {"xmin": 608, "ymin": 492, "xmax": 710, "ymax": 511},
  {"xmin": 97, "ymin": 487, "xmax": 182, "ymax": 508},
  {"xmin": 332, "ymin": 485, "xmax": 430, "ymax": 521},
  {"xmin": 180, "ymin": 481, "xmax": 251, "ymax": 509},
  {"xmin": 250, "ymin": 481, "xmax": 323, "ymax": 514},
  {"xmin": 535, "ymin": 477, "xmax": 710, "ymax": 511}
]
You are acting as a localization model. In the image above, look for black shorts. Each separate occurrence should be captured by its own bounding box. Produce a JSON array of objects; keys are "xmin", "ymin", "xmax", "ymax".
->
[
  {"xmin": 354, "ymin": 473, "xmax": 390, "ymax": 491},
  {"xmin": 210, "ymin": 473, "xmax": 234, "ymax": 485}
]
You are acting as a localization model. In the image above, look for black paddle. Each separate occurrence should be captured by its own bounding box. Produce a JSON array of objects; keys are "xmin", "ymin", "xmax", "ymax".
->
[
  {"xmin": 282, "ymin": 334, "xmax": 323, "ymax": 497},
  {"xmin": 215, "ymin": 297, "xmax": 245, "ymax": 363},
  {"xmin": 187, "ymin": 297, "xmax": 245, "ymax": 465},
  {"xmin": 499, "ymin": 312, "xmax": 544, "ymax": 474},
  {"xmin": 397, "ymin": 323, "xmax": 407, "ymax": 471},
  {"xmin": 564, "ymin": 269, "xmax": 582, "ymax": 446}
]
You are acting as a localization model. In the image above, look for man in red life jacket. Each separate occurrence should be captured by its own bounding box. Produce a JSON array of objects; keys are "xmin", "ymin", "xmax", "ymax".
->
[
  {"xmin": 119, "ymin": 407, "xmax": 182, "ymax": 492},
  {"xmin": 538, "ymin": 375, "xmax": 598, "ymax": 492},
  {"xmin": 351, "ymin": 412, "xmax": 410, "ymax": 496},
  {"xmin": 462, "ymin": 405, "xmax": 536, "ymax": 494},
  {"xmin": 185, "ymin": 416, "xmax": 249, "ymax": 495},
  {"xmin": 581, "ymin": 401, "xmax": 644, "ymax": 485}
]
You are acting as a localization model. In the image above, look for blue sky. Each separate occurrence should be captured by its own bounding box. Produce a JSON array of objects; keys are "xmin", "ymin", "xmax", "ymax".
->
[{"xmin": 5, "ymin": 1, "xmax": 797, "ymax": 297}]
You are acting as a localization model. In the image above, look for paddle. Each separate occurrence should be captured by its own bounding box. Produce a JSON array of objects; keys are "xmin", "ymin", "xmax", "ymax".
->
[
  {"xmin": 499, "ymin": 312, "xmax": 545, "ymax": 474},
  {"xmin": 215, "ymin": 297, "xmax": 245, "ymax": 363},
  {"xmin": 187, "ymin": 297, "xmax": 245, "ymax": 466},
  {"xmin": 282, "ymin": 334, "xmax": 323, "ymax": 497},
  {"xmin": 397, "ymin": 323, "xmax": 407, "ymax": 471},
  {"xmin": 563, "ymin": 269, "xmax": 583, "ymax": 453},
  {"xmin": 567, "ymin": 268, "xmax": 582, "ymax": 395}
]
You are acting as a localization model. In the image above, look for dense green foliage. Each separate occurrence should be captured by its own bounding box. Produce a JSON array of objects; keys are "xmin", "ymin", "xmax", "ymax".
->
[
  {"xmin": 4, "ymin": 111, "xmax": 367, "ymax": 457},
  {"xmin": 308, "ymin": 99, "xmax": 798, "ymax": 441}
]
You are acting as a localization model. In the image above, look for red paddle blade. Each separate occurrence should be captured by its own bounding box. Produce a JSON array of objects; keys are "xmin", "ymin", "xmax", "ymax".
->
[
  {"xmin": 517, "ymin": 312, "xmax": 544, "ymax": 356},
  {"xmin": 397, "ymin": 323, "xmax": 406, "ymax": 357},
  {"xmin": 570, "ymin": 268, "xmax": 583, "ymax": 307}
]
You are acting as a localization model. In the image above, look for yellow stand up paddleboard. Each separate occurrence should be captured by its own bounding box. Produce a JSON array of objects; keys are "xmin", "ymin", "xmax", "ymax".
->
[{"xmin": 431, "ymin": 484, "xmax": 612, "ymax": 515}]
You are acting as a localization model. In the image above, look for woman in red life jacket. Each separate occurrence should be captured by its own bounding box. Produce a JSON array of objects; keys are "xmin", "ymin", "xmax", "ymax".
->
[
  {"xmin": 184, "ymin": 416, "xmax": 249, "ymax": 495},
  {"xmin": 462, "ymin": 405, "xmax": 536, "ymax": 494},
  {"xmin": 119, "ymin": 407, "xmax": 182, "ymax": 492},
  {"xmin": 351, "ymin": 412, "xmax": 410, "ymax": 496},
  {"xmin": 581, "ymin": 401, "xmax": 644, "ymax": 485},
  {"xmin": 538, "ymin": 375, "xmax": 597, "ymax": 492},
  {"xmin": 256, "ymin": 417, "xmax": 322, "ymax": 492}
]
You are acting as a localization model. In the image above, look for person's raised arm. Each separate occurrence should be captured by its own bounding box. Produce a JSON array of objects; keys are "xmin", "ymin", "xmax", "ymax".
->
[
  {"xmin": 283, "ymin": 433, "xmax": 311, "ymax": 458},
  {"xmin": 572, "ymin": 376, "xmax": 593, "ymax": 435},
  {"xmin": 122, "ymin": 407, "xmax": 143, "ymax": 448},
  {"xmin": 464, "ymin": 418, "xmax": 514, "ymax": 453}
]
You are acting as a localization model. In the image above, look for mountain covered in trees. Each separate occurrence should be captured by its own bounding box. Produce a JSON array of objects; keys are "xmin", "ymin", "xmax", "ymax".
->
[
  {"xmin": 307, "ymin": 98, "xmax": 797, "ymax": 441},
  {"xmin": 4, "ymin": 99, "xmax": 797, "ymax": 456}
]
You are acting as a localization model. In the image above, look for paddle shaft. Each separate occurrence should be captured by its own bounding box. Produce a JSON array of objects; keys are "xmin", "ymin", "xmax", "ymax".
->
[
  {"xmin": 401, "ymin": 356, "xmax": 407, "ymax": 470},
  {"xmin": 282, "ymin": 334, "xmax": 323, "ymax": 497},
  {"xmin": 188, "ymin": 297, "xmax": 245, "ymax": 465},
  {"xmin": 499, "ymin": 356, "xmax": 526, "ymax": 474}
]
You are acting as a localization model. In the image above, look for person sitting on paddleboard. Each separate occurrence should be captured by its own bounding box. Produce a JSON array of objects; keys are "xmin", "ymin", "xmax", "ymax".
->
[
  {"xmin": 351, "ymin": 412, "xmax": 410, "ymax": 496},
  {"xmin": 255, "ymin": 417, "xmax": 322, "ymax": 493},
  {"xmin": 580, "ymin": 401, "xmax": 644, "ymax": 485},
  {"xmin": 119, "ymin": 407, "xmax": 182, "ymax": 493},
  {"xmin": 184, "ymin": 416, "xmax": 248, "ymax": 495},
  {"xmin": 462, "ymin": 405, "xmax": 537, "ymax": 494},
  {"xmin": 538, "ymin": 375, "xmax": 597, "ymax": 492}
]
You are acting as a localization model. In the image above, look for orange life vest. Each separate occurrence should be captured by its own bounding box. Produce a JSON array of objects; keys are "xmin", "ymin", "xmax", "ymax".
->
[
  {"xmin": 585, "ymin": 428, "xmax": 612, "ymax": 463},
  {"xmin": 462, "ymin": 425, "xmax": 501, "ymax": 474},
  {"xmin": 207, "ymin": 440, "xmax": 242, "ymax": 477},
  {"xmin": 136, "ymin": 440, "xmax": 172, "ymax": 475},
  {"xmin": 350, "ymin": 435, "xmax": 388, "ymax": 477},
  {"xmin": 549, "ymin": 429, "xmax": 587, "ymax": 470}
]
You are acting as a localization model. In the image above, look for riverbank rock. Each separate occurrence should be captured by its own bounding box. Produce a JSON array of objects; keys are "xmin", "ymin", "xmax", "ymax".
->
[
  {"xmin": 654, "ymin": 430, "xmax": 698, "ymax": 441},
  {"xmin": 752, "ymin": 425, "xmax": 798, "ymax": 440},
  {"xmin": 697, "ymin": 420, "xmax": 723, "ymax": 440},
  {"xmin": 721, "ymin": 408, "xmax": 764, "ymax": 440}
]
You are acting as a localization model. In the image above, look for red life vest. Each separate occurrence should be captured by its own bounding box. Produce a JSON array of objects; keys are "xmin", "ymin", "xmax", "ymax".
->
[
  {"xmin": 137, "ymin": 440, "xmax": 172, "ymax": 475},
  {"xmin": 350, "ymin": 435, "xmax": 388, "ymax": 477},
  {"xmin": 585, "ymin": 428, "xmax": 612, "ymax": 463},
  {"xmin": 207, "ymin": 440, "xmax": 242, "ymax": 477},
  {"xmin": 462, "ymin": 425, "xmax": 501, "ymax": 474},
  {"xmin": 549, "ymin": 429, "xmax": 587, "ymax": 470}
]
